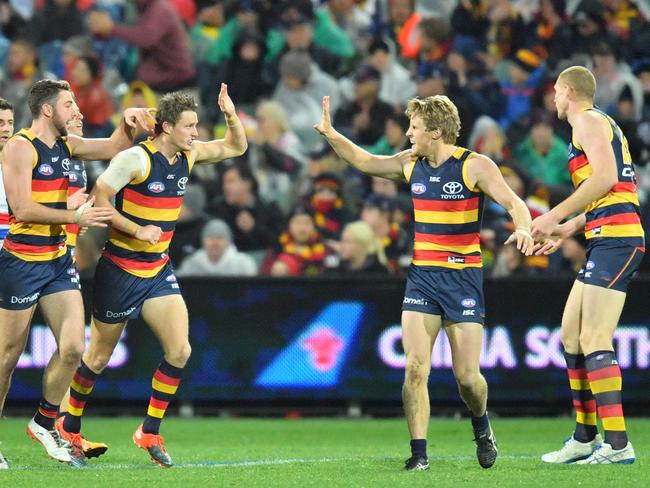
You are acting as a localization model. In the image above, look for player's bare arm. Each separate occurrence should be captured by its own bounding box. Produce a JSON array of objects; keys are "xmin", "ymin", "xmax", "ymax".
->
[
  {"xmin": 467, "ymin": 154, "xmax": 534, "ymax": 255},
  {"xmin": 191, "ymin": 83, "xmax": 248, "ymax": 164},
  {"xmin": 66, "ymin": 107, "xmax": 155, "ymax": 161},
  {"xmin": 534, "ymin": 213, "xmax": 586, "ymax": 255},
  {"xmin": 531, "ymin": 112, "xmax": 617, "ymax": 239},
  {"xmin": 91, "ymin": 148, "xmax": 162, "ymax": 244},
  {"xmin": 3, "ymin": 137, "xmax": 112, "ymax": 227},
  {"xmin": 314, "ymin": 95, "xmax": 411, "ymax": 181}
]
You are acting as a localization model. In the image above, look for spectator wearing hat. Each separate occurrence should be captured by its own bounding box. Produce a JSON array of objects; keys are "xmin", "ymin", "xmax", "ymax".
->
[
  {"xmin": 177, "ymin": 219, "xmax": 257, "ymax": 277},
  {"xmin": 68, "ymin": 55, "xmax": 114, "ymax": 138},
  {"xmin": 498, "ymin": 48, "xmax": 545, "ymax": 129},
  {"xmin": 305, "ymin": 172, "xmax": 355, "ymax": 240},
  {"xmin": 333, "ymin": 63, "xmax": 394, "ymax": 146},
  {"xmin": 366, "ymin": 38, "xmax": 416, "ymax": 108},
  {"xmin": 207, "ymin": 163, "xmax": 285, "ymax": 252},
  {"xmin": 568, "ymin": 0, "xmax": 611, "ymax": 57},
  {"xmin": 514, "ymin": 110, "xmax": 572, "ymax": 188},
  {"xmin": 526, "ymin": 0, "xmax": 572, "ymax": 69},
  {"xmin": 591, "ymin": 40, "xmax": 644, "ymax": 118},
  {"xmin": 273, "ymin": 49, "xmax": 340, "ymax": 139},
  {"xmin": 261, "ymin": 206, "xmax": 326, "ymax": 276},
  {"xmin": 168, "ymin": 184, "xmax": 209, "ymax": 268},
  {"xmin": 361, "ymin": 193, "xmax": 411, "ymax": 272}
]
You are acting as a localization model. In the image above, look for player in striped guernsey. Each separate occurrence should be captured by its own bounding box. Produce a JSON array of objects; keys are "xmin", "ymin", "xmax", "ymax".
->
[
  {"xmin": 535, "ymin": 66, "xmax": 643, "ymax": 465},
  {"xmin": 315, "ymin": 95, "xmax": 534, "ymax": 471},
  {"xmin": 56, "ymin": 84, "xmax": 247, "ymax": 468},
  {"xmin": 0, "ymin": 99, "xmax": 14, "ymax": 254},
  {"xmin": 0, "ymin": 79, "xmax": 153, "ymax": 469}
]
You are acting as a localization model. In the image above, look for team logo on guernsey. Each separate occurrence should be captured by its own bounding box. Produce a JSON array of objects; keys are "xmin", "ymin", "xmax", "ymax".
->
[
  {"xmin": 461, "ymin": 298, "xmax": 476, "ymax": 308},
  {"xmin": 38, "ymin": 164, "xmax": 54, "ymax": 176},
  {"xmin": 443, "ymin": 181, "xmax": 463, "ymax": 194},
  {"xmin": 411, "ymin": 182, "xmax": 426, "ymax": 194},
  {"xmin": 178, "ymin": 177, "xmax": 188, "ymax": 190},
  {"xmin": 148, "ymin": 181, "xmax": 165, "ymax": 193}
]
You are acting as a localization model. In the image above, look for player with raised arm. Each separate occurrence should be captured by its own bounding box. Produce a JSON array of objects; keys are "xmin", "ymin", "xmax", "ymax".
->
[
  {"xmin": 56, "ymin": 84, "xmax": 247, "ymax": 467},
  {"xmin": 535, "ymin": 66, "xmax": 643, "ymax": 465},
  {"xmin": 315, "ymin": 94, "xmax": 534, "ymax": 470},
  {"xmin": 0, "ymin": 79, "xmax": 151, "ymax": 468}
]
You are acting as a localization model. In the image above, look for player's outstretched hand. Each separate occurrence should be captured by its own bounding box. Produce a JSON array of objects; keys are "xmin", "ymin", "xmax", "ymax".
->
[
  {"xmin": 313, "ymin": 96, "xmax": 333, "ymax": 137},
  {"xmin": 531, "ymin": 211, "xmax": 560, "ymax": 240},
  {"xmin": 124, "ymin": 107, "xmax": 156, "ymax": 134},
  {"xmin": 67, "ymin": 190, "xmax": 89, "ymax": 210},
  {"xmin": 218, "ymin": 83, "xmax": 236, "ymax": 117},
  {"xmin": 135, "ymin": 224, "xmax": 163, "ymax": 244},
  {"xmin": 533, "ymin": 236, "xmax": 564, "ymax": 255},
  {"xmin": 76, "ymin": 197, "xmax": 114, "ymax": 228},
  {"xmin": 504, "ymin": 228, "xmax": 535, "ymax": 256}
]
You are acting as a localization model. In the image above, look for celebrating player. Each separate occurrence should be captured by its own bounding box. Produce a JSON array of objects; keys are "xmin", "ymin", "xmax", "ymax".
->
[
  {"xmin": 315, "ymin": 94, "xmax": 534, "ymax": 470},
  {"xmin": 56, "ymin": 84, "xmax": 247, "ymax": 467},
  {"xmin": 535, "ymin": 66, "xmax": 643, "ymax": 465}
]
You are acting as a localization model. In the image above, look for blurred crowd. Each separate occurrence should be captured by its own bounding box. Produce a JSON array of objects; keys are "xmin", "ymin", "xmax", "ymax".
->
[{"xmin": 1, "ymin": 0, "xmax": 650, "ymax": 278}]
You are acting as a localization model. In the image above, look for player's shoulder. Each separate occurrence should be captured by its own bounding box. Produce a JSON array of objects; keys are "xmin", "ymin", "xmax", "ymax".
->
[{"xmin": 465, "ymin": 151, "xmax": 496, "ymax": 171}]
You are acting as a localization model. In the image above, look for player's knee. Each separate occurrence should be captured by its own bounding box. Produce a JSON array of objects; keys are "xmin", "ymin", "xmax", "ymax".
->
[
  {"xmin": 560, "ymin": 326, "xmax": 580, "ymax": 351},
  {"xmin": 0, "ymin": 343, "xmax": 23, "ymax": 373},
  {"xmin": 167, "ymin": 341, "xmax": 192, "ymax": 367},
  {"xmin": 404, "ymin": 358, "xmax": 430, "ymax": 388},
  {"xmin": 454, "ymin": 370, "xmax": 480, "ymax": 389},
  {"xmin": 578, "ymin": 330, "xmax": 610, "ymax": 354},
  {"xmin": 59, "ymin": 342, "xmax": 84, "ymax": 367},
  {"xmin": 85, "ymin": 352, "xmax": 112, "ymax": 373}
]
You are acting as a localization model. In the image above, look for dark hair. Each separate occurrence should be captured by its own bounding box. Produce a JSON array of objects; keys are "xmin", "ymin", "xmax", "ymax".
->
[
  {"xmin": 154, "ymin": 91, "xmax": 198, "ymax": 135},
  {"xmin": 223, "ymin": 162, "xmax": 259, "ymax": 196},
  {"xmin": 78, "ymin": 55, "xmax": 101, "ymax": 80},
  {"xmin": 27, "ymin": 79, "xmax": 72, "ymax": 117},
  {"xmin": 386, "ymin": 111, "xmax": 409, "ymax": 132},
  {"xmin": 0, "ymin": 98, "xmax": 14, "ymax": 113}
]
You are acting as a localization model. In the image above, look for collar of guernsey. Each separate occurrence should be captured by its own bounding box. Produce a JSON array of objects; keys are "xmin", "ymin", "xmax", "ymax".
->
[
  {"xmin": 568, "ymin": 107, "xmax": 644, "ymax": 245},
  {"xmin": 103, "ymin": 139, "xmax": 194, "ymax": 278},
  {"xmin": 405, "ymin": 147, "xmax": 485, "ymax": 270},
  {"xmin": 3, "ymin": 128, "xmax": 72, "ymax": 261}
]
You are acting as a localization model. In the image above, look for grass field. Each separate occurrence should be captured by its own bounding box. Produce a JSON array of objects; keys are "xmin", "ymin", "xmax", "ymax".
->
[{"xmin": 0, "ymin": 417, "xmax": 648, "ymax": 487}]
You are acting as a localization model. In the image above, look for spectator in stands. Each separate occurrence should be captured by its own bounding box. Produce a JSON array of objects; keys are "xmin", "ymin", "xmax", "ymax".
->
[
  {"xmin": 450, "ymin": 0, "xmax": 490, "ymax": 48},
  {"xmin": 0, "ymin": 39, "xmax": 44, "ymax": 129},
  {"xmin": 526, "ymin": 0, "xmax": 571, "ymax": 69},
  {"xmin": 273, "ymin": 49, "xmax": 340, "ymax": 142},
  {"xmin": 0, "ymin": 1, "xmax": 27, "ymax": 40},
  {"xmin": 365, "ymin": 111, "xmax": 410, "ymax": 155},
  {"xmin": 491, "ymin": 243, "xmax": 528, "ymax": 277},
  {"xmin": 366, "ymin": 38, "xmax": 416, "ymax": 108},
  {"xmin": 333, "ymin": 64, "xmax": 393, "ymax": 145},
  {"xmin": 87, "ymin": 0, "xmax": 195, "ymax": 92},
  {"xmin": 327, "ymin": 220, "xmax": 390, "ymax": 274},
  {"xmin": 602, "ymin": 0, "xmax": 646, "ymax": 42},
  {"xmin": 207, "ymin": 163, "xmax": 285, "ymax": 252},
  {"xmin": 514, "ymin": 110, "xmax": 571, "ymax": 187},
  {"xmin": 485, "ymin": 0, "xmax": 529, "ymax": 62},
  {"xmin": 568, "ymin": 0, "xmax": 611, "ymax": 58},
  {"xmin": 468, "ymin": 115, "xmax": 511, "ymax": 164},
  {"xmin": 168, "ymin": 184, "xmax": 209, "ymax": 269},
  {"xmin": 498, "ymin": 48, "xmax": 545, "ymax": 129},
  {"xmin": 68, "ymin": 55, "xmax": 114, "ymax": 138},
  {"xmin": 417, "ymin": 17, "xmax": 452, "ymax": 68},
  {"xmin": 319, "ymin": 0, "xmax": 372, "ymax": 53},
  {"xmin": 305, "ymin": 171, "xmax": 355, "ymax": 241},
  {"xmin": 26, "ymin": 0, "xmax": 84, "ymax": 45},
  {"xmin": 261, "ymin": 206, "xmax": 326, "ymax": 277},
  {"xmin": 177, "ymin": 218, "xmax": 257, "ymax": 277},
  {"xmin": 373, "ymin": 0, "xmax": 421, "ymax": 60}
]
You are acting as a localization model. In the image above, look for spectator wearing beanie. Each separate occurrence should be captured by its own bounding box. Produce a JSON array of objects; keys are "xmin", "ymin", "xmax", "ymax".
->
[
  {"xmin": 177, "ymin": 219, "xmax": 257, "ymax": 277},
  {"xmin": 499, "ymin": 48, "xmax": 545, "ymax": 129}
]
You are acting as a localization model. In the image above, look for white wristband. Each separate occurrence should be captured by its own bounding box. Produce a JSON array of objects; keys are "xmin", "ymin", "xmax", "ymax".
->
[{"xmin": 74, "ymin": 200, "xmax": 93, "ymax": 224}]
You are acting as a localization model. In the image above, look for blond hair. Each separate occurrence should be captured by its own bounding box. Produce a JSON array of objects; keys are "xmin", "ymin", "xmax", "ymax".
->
[
  {"xmin": 344, "ymin": 221, "xmax": 387, "ymax": 266},
  {"xmin": 405, "ymin": 95, "xmax": 461, "ymax": 144},
  {"xmin": 256, "ymin": 100, "xmax": 290, "ymax": 133},
  {"xmin": 558, "ymin": 66, "xmax": 596, "ymax": 102}
]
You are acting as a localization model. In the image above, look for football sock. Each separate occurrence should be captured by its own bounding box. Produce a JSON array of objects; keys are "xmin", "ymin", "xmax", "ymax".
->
[
  {"xmin": 34, "ymin": 398, "xmax": 59, "ymax": 430},
  {"xmin": 142, "ymin": 360, "xmax": 183, "ymax": 435},
  {"xmin": 410, "ymin": 439, "xmax": 427, "ymax": 459},
  {"xmin": 64, "ymin": 359, "xmax": 99, "ymax": 434},
  {"xmin": 564, "ymin": 352, "xmax": 597, "ymax": 443}
]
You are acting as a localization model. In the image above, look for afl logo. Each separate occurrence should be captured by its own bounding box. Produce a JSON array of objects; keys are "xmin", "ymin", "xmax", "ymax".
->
[
  {"xmin": 411, "ymin": 182, "xmax": 426, "ymax": 194},
  {"xmin": 443, "ymin": 181, "xmax": 463, "ymax": 194},
  {"xmin": 586, "ymin": 261, "xmax": 595, "ymax": 270},
  {"xmin": 69, "ymin": 173, "xmax": 78, "ymax": 183},
  {"xmin": 148, "ymin": 181, "xmax": 165, "ymax": 193},
  {"xmin": 178, "ymin": 177, "xmax": 188, "ymax": 190},
  {"xmin": 38, "ymin": 164, "xmax": 54, "ymax": 176},
  {"xmin": 61, "ymin": 158, "xmax": 70, "ymax": 171},
  {"xmin": 461, "ymin": 298, "xmax": 476, "ymax": 308}
]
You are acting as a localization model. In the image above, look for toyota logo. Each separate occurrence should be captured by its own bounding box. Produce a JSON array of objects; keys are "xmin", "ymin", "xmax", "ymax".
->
[
  {"xmin": 442, "ymin": 181, "xmax": 463, "ymax": 194},
  {"xmin": 178, "ymin": 177, "xmax": 188, "ymax": 190},
  {"xmin": 61, "ymin": 158, "xmax": 70, "ymax": 171}
]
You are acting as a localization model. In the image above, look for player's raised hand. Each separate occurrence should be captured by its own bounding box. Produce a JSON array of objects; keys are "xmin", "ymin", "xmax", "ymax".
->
[
  {"xmin": 67, "ymin": 189, "xmax": 89, "ymax": 210},
  {"xmin": 313, "ymin": 96, "xmax": 333, "ymax": 137},
  {"xmin": 218, "ymin": 83, "xmax": 236, "ymax": 117},
  {"xmin": 531, "ymin": 211, "xmax": 560, "ymax": 240},
  {"xmin": 75, "ymin": 197, "xmax": 114, "ymax": 228},
  {"xmin": 504, "ymin": 228, "xmax": 535, "ymax": 256},
  {"xmin": 135, "ymin": 224, "xmax": 163, "ymax": 244},
  {"xmin": 124, "ymin": 107, "xmax": 156, "ymax": 134}
]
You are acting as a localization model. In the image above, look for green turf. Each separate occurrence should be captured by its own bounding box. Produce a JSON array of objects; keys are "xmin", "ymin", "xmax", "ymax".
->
[{"xmin": 0, "ymin": 417, "xmax": 647, "ymax": 487}]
